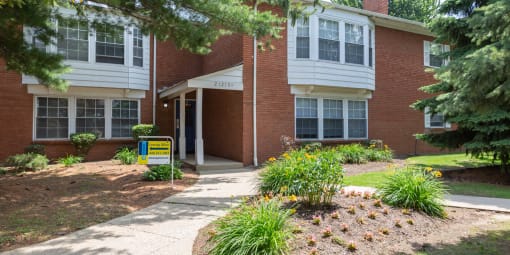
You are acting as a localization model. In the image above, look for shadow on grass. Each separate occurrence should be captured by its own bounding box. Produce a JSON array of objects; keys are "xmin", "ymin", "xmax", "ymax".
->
[{"xmin": 398, "ymin": 229, "xmax": 510, "ymax": 255}]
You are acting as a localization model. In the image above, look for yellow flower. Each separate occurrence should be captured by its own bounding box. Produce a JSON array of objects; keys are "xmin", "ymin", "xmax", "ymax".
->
[
  {"xmin": 283, "ymin": 152, "xmax": 290, "ymax": 159},
  {"xmin": 289, "ymin": 208, "xmax": 297, "ymax": 215},
  {"xmin": 297, "ymin": 157, "xmax": 303, "ymax": 161},
  {"xmin": 280, "ymin": 186, "xmax": 288, "ymax": 193},
  {"xmin": 268, "ymin": 157, "xmax": 277, "ymax": 162},
  {"xmin": 433, "ymin": 171, "xmax": 442, "ymax": 178},
  {"xmin": 264, "ymin": 195, "xmax": 270, "ymax": 202},
  {"xmin": 289, "ymin": 194, "xmax": 298, "ymax": 202},
  {"xmin": 305, "ymin": 153, "xmax": 311, "ymax": 159},
  {"xmin": 425, "ymin": 167, "xmax": 433, "ymax": 172},
  {"xmin": 369, "ymin": 144, "xmax": 376, "ymax": 148}
]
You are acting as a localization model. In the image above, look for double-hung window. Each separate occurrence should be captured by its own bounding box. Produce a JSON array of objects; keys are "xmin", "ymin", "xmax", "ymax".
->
[
  {"xmin": 133, "ymin": 28, "xmax": 143, "ymax": 67},
  {"xmin": 35, "ymin": 97, "xmax": 69, "ymax": 139},
  {"xmin": 76, "ymin": 99, "xmax": 105, "ymax": 138},
  {"xmin": 112, "ymin": 100, "xmax": 139, "ymax": 138},
  {"xmin": 323, "ymin": 99, "xmax": 343, "ymax": 138},
  {"xmin": 318, "ymin": 19, "xmax": 339, "ymax": 61},
  {"xmin": 348, "ymin": 101, "xmax": 367, "ymax": 138},
  {"xmin": 295, "ymin": 98, "xmax": 367, "ymax": 140},
  {"xmin": 96, "ymin": 24, "xmax": 125, "ymax": 64},
  {"xmin": 424, "ymin": 41, "xmax": 449, "ymax": 67},
  {"xmin": 425, "ymin": 107, "xmax": 451, "ymax": 128},
  {"xmin": 296, "ymin": 18, "xmax": 310, "ymax": 59},
  {"xmin": 345, "ymin": 23, "xmax": 364, "ymax": 65},
  {"xmin": 296, "ymin": 98, "xmax": 319, "ymax": 139},
  {"xmin": 57, "ymin": 18, "xmax": 89, "ymax": 61}
]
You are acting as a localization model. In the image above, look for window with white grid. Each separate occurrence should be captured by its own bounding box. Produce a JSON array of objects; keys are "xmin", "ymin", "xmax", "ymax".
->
[
  {"xmin": 133, "ymin": 28, "xmax": 143, "ymax": 67},
  {"xmin": 296, "ymin": 18, "xmax": 310, "ymax": 59},
  {"xmin": 323, "ymin": 99, "xmax": 343, "ymax": 138},
  {"xmin": 345, "ymin": 23, "xmax": 364, "ymax": 65},
  {"xmin": 57, "ymin": 18, "xmax": 89, "ymax": 61},
  {"xmin": 112, "ymin": 100, "xmax": 139, "ymax": 138},
  {"xmin": 319, "ymin": 19, "xmax": 339, "ymax": 61},
  {"xmin": 76, "ymin": 99, "xmax": 105, "ymax": 138},
  {"xmin": 96, "ymin": 24, "xmax": 124, "ymax": 64},
  {"xmin": 35, "ymin": 97, "xmax": 69, "ymax": 139},
  {"xmin": 348, "ymin": 100, "xmax": 367, "ymax": 138},
  {"xmin": 296, "ymin": 98, "xmax": 318, "ymax": 139}
]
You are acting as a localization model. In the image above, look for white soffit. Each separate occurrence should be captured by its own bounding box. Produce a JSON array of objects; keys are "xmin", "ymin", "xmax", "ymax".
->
[
  {"xmin": 290, "ymin": 84, "xmax": 373, "ymax": 99},
  {"xmin": 26, "ymin": 85, "xmax": 146, "ymax": 99}
]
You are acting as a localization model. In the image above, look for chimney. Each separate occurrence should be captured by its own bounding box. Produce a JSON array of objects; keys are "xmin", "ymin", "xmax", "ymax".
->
[{"xmin": 363, "ymin": 0, "xmax": 389, "ymax": 15}]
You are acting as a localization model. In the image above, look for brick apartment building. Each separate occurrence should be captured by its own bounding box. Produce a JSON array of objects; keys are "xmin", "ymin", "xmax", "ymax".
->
[{"xmin": 0, "ymin": 0, "xmax": 451, "ymax": 167}]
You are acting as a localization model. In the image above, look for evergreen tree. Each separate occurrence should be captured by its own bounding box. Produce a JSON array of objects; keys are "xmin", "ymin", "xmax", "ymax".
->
[
  {"xmin": 0, "ymin": 0, "xmax": 319, "ymax": 91},
  {"xmin": 389, "ymin": 0, "xmax": 439, "ymax": 22},
  {"xmin": 413, "ymin": 0, "xmax": 510, "ymax": 169}
]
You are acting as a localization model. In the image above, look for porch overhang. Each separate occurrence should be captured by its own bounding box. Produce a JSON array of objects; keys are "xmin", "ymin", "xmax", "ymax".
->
[{"xmin": 158, "ymin": 64, "xmax": 243, "ymax": 99}]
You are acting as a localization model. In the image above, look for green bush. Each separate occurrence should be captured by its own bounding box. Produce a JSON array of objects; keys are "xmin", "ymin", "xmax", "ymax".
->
[
  {"xmin": 132, "ymin": 124, "xmax": 159, "ymax": 141},
  {"xmin": 334, "ymin": 144, "xmax": 369, "ymax": 164},
  {"xmin": 24, "ymin": 144, "xmax": 45, "ymax": 155},
  {"xmin": 142, "ymin": 161, "xmax": 183, "ymax": 181},
  {"xmin": 70, "ymin": 132, "xmax": 98, "ymax": 156},
  {"xmin": 114, "ymin": 148, "xmax": 137, "ymax": 165},
  {"xmin": 260, "ymin": 149, "xmax": 344, "ymax": 206},
  {"xmin": 57, "ymin": 155, "xmax": 83, "ymax": 167},
  {"xmin": 210, "ymin": 199, "xmax": 293, "ymax": 255},
  {"xmin": 378, "ymin": 167, "xmax": 446, "ymax": 217},
  {"xmin": 6, "ymin": 153, "xmax": 49, "ymax": 171},
  {"xmin": 366, "ymin": 146, "xmax": 393, "ymax": 162}
]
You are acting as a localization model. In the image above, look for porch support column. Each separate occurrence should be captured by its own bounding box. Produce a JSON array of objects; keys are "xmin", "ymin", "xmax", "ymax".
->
[
  {"xmin": 195, "ymin": 88, "xmax": 204, "ymax": 165},
  {"xmin": 179, "ymin": 93, "xmax": 186, "ymax": 160}
]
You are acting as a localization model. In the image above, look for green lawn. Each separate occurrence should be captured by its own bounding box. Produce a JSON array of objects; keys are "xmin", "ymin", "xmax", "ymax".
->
[
  {"xmin": 406, "ymin": 153, "xmax": 496, "ymax": 170},
  {"xmin": 343, "ymin": 170, "xmax": 393, "ymax": 187},
  {"xmin": 446, "ymin": 182, "xmax": 510, "ymax": 199}
]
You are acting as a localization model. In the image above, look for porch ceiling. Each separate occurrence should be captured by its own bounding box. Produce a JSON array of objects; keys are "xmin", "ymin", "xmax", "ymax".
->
[{"xmin": 159, "ymin": 64, "xmax": 243, "ymax": 99}]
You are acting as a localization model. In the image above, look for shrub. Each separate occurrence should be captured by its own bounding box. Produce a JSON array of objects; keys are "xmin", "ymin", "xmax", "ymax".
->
[
  {"xmin": 210, "ymin": 199, "xmax": 293, "ymax": 255},
  {"xmin": 57, "ymin": 155, "xmax": 83, "ymax": 167},
  {"xmin": 260, "ymin": 149, "xmax": 344, "ymax": 206},
  {"xmin": 132, "ymin": 124, "xmax": 159, "ymax": 141},
  {"xmin": 70, "ymin": 132, "xmax": 98, "ymax": 156},
  {"xmin": 378, "ymin": 167, "xmax": 446, "ymax": 217},
  {"xmin": 366, "ymin": 145, "xmax": 393, "ymax": 162},
  {"xmin": 114, "ymin": 148, "xmax": 137, "ymax": 165},
  {"xmin": 6, "ymin": 153, "xmax": 48, "ymax": 171},
  {"xmin": 334, "ymin": 144, "xmax": 368, "ymax": 164},
  {"xmin": 142, "ymin": 161, "xmax": 183, "ymax": 181},
  {"xmin": 24, "ymin": 144, "xmax": 45, "ymax": 155}
]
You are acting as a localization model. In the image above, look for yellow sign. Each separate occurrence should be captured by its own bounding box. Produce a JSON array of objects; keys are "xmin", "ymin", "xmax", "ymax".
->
[{"xmin": 138, "ymin": 141, "xmax": 171, "ymax": 165}]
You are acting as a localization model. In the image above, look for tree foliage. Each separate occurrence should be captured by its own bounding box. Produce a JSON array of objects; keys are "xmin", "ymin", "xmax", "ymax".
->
[
  {"xmin": 0, "ymin": 0, "xmax": 321, "ymax": 91},
  {"xmin": 413, "ymin": 0, "xmax": 510, "ymax": 170},
  {"xmin": 389, "ymin": 0, "xmax": 440, "ymax": 23},
  {"xmin": 331, "ymin": 0, "xmax": 363, "ymax": 9}
]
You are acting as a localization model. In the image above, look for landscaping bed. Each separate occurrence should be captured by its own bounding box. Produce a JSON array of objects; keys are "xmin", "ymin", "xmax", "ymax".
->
[
  {"xmin": 0, "ymin": 160, "xmax": 198, "ymax": 251},
  {"xmin": 193, "ymin": 194, "xmax": 510, "ymax": 255}
]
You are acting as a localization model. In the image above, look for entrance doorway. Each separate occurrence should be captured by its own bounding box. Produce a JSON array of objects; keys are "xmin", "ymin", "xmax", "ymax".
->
[{"xmin": 175, "ymin": 99, "xmax": 196, "ymax": 153}]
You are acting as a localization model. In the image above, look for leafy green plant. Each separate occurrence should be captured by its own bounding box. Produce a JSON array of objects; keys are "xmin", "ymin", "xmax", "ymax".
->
[
  {"xmin": 57, "ymin": 155, "xmax": 83, "ymax": 167},
  {"xmin": 334, "ymin": 144, "xmax": 368, "ymax": 164},
  {"xmin": 210, "ymin": 199, "xmax": 293, "ymax": 255},
  {"xmin": 114, "ymin": 148, "xmax": 137, "ymax": 165},
  {"xmin": 260, "ymin": 148, "xmax": 344, "ymax": 206},
  {"xmin": 378, "ymin": 167, "xmax": 447, "ymax": 217},
  {"xmin": 70, "ymin": 132, "xmax": 98, "ymax": 157},
  {"xmin": 6, "ymin": 153, "xmax": 48, "ymax": 171},
  {"xmin": 24, "ymin": 144, "xmax": 45, "ymax": 155},
  {"xmin": 132, "ymin": 124, "xmax": 159, "ymax": 141},
  {"xmin": 0, "ymin": 167, "xmax": 6, "ymax": 175},
  {"xmin": 142, "ymin": 161, "xmax": 183, "ymax": 181}
]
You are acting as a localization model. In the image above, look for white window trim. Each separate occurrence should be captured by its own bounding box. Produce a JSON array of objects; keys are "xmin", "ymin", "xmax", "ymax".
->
[
  {"xmin": 294, "ymin": 96, "xmax": 368, "ymax": 141},
  {"xmin": 424, "ymin": 40, "xmax": 450, "ymax": 68},
  {"xmin": 33, "ymin": 96, "xmax": 140, "ymax": 141},
  {"xmin": 293, "ymin": 14, "xmax": 374, "ymax": 68},
  {"xmin": 424, "ymin": 106, "xmax": 451, "ymax": 129}
]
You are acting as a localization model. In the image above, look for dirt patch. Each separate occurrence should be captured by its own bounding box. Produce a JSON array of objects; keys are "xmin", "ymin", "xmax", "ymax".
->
[
  {"xmin": 193, "ymin": 192, "xmax": 510, "ymax": 255},
  {"xmin": 443, "ymin": 166, "xmax": 510, "ymax": 185},
  {"xmin": 343, "ymin": 159, "xmax": 406, "ymax": 176},
  {"xmin": 0, "ymin": 160, "xmax": 198, "ymax": 251}
]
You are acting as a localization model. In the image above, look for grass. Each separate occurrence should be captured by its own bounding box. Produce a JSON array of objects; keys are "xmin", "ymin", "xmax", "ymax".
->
[
  {"xmin": 407, "ymin": 153, "xmax": 497, "ymax": 170},
  {"xmin": 446, "ymin": 182, "xmax": 510, "ymax": 199},
  {"xmin": 344, "ymin": 170, "xmax": 394, "ymax": 187}
]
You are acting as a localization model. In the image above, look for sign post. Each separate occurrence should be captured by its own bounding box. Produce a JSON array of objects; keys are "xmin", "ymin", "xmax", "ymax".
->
[{"xmin": 138, "ymin": 136, "xmax": 175, "ymax": 188}]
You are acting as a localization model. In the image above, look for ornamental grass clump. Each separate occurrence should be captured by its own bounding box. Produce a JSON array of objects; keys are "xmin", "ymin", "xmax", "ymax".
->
[
  {"xmin": 260, "ymin": 148, "xmax": 344, "ymax": 206},
  {"xmin": 378, "ymin": 167, "xmax": 447, "ymax": 218},
  {"xmin": 210, "ymin": 199, "xmax": 293, "ymax": 255}
]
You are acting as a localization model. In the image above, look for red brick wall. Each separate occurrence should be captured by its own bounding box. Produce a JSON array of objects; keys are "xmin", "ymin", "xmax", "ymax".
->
[
  {"xmin": 202, "ymin": 34, "xmax": 243, "ymax": 74},
  {"xmin": 368, "ymin": 26, "xmax": 451, "ymax": 156},
  {"xmin": 363, "ymin": 0, "xmax": 389, "ymax": 14}
]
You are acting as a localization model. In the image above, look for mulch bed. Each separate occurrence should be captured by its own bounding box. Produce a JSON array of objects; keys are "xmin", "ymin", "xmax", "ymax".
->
[
  {"xmin": 193, "ymin": 191, "xmax": 510, "ymax": 255},
  {"xmin": 0, "ymin": 160, "xmax": 198, "ymax": 251}
]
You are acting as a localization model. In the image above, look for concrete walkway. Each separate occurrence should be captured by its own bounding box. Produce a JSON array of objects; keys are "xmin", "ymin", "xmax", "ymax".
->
[
  {"xmin": 2, "ymin": 169, "xmax": 258, "ymax": 255},
  {"xmin": 344, "ymin": 185, "xmax": 510, "ymax": 213}
]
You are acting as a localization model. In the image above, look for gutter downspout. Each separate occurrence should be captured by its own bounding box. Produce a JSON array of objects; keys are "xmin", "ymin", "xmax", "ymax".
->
[
  {"xmin": 253, "ymin": 2, "xmax": 258, "ymax": 167},
  {"xmin": 152, "ymin": 35, "xmax": 157, "ymax": 125}
]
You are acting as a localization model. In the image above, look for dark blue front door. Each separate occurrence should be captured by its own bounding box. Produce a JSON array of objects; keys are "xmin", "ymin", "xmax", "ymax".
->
[{"xmin": 176, "ymin": 100, "xmax": 196, "ymax": 153}]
